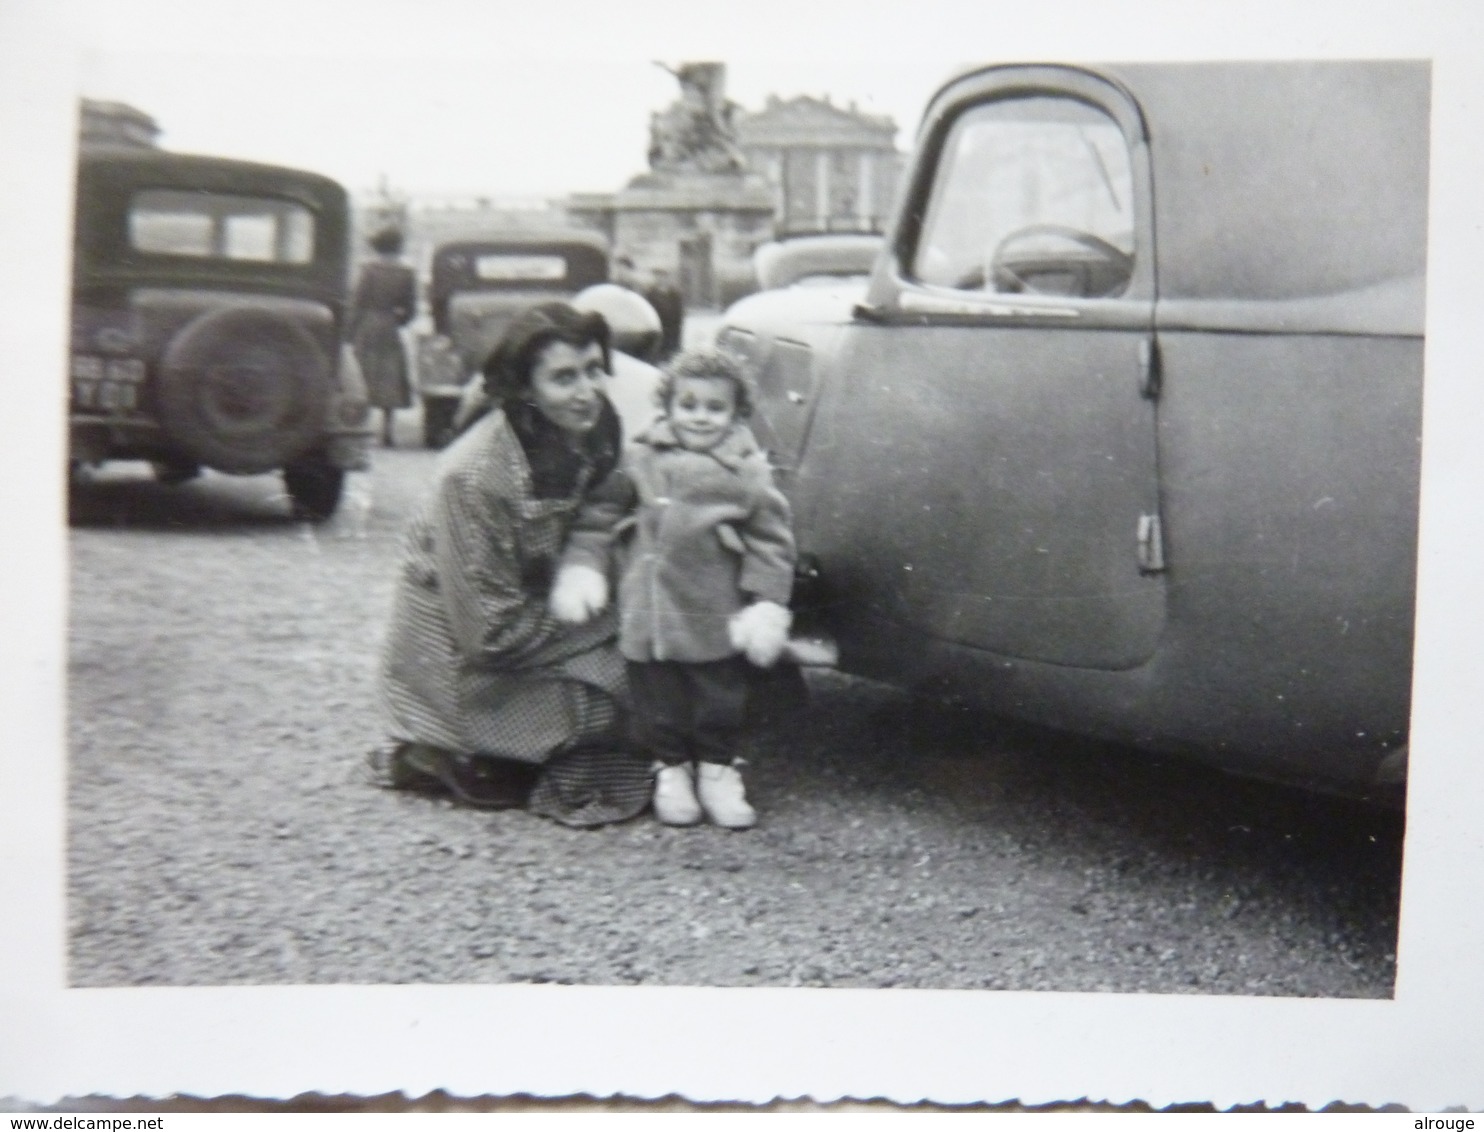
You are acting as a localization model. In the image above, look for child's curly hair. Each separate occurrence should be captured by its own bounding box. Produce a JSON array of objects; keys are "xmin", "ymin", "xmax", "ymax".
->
[{"xmin": 655, "ymin": 349, "xmax": 757, "ymax": 420}]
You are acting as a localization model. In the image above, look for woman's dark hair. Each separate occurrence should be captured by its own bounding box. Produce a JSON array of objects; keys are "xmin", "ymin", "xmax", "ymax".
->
[
  {"xmin": 481, "ymin": 302, "xmax": 612, "ymax": 404},
  {"xmin": 368, "ymin": 226, "xmax": 404, "ymax": 255},
  {"xmin": 655, "ymin": 348, "xmax": 756, "ymax": 420}
]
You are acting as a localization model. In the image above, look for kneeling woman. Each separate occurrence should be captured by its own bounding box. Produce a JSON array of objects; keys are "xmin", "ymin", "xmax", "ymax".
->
[{"xmin": 370, "ymin": 303, "xmax": 649, "ymax": 826}]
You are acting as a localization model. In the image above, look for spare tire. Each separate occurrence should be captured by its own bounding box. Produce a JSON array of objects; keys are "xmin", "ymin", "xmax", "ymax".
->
[{"xmin": 156, "ymin": 307, "xmax": 331, "ymax": 474}]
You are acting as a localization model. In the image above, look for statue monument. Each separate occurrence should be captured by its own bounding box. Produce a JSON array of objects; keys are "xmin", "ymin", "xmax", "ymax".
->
[
  {"xmin": 571, "ymin": 62, "xmax": 774, "ymax": 309},
  {"xmin": 647, "ymin": 62, "xmax": 747, "ymax": 175}
]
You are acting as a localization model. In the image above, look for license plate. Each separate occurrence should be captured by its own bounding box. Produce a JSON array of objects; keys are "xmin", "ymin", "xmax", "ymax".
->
[
  {"xmin": 72, "ymin": 355, "xmax": 144, "ymax": 412},
  {"xmin": 70, "ymin": 354, "xmax": 104, "ymax": 381},
  {"xmin": 73, "ymin": 378, "xmax": 139, "ymax": 411},
  {"xmin": 105, "ymin": 358, "xmax": 145, "ymax": 383}
]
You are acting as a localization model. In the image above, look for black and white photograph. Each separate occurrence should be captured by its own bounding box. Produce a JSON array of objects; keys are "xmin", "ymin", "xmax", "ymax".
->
[{"xmin": 4, "ymin": 0, "xmax": 1484, "ymax": 1112}]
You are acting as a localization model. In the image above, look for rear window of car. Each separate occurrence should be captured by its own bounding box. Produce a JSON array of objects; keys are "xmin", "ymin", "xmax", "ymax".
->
[
  {"xmin": 473, "ymin": 254, "xmax": 567, "ymax": 282},
  {"xmin": 128, "ymin": 190, "xmax": 315, "ymax": 264}
]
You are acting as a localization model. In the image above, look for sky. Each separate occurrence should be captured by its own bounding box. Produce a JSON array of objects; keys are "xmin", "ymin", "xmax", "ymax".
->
[
  {"xmin": 72, "ymin": 0, "xmax": 1465, "ymax": 204},
  {"xmin": 74, "ymin": 3, "xmax": 962, "ymax": 199},
  {"xmin": 77, "ymin": 52, "xmax": 951, "ymax": 199}
]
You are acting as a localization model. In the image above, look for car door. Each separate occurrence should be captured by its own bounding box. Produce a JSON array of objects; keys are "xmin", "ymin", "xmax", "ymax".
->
[{"xmin": 798, "ymin": 66, "xmax": 1167, "ymax": 670}]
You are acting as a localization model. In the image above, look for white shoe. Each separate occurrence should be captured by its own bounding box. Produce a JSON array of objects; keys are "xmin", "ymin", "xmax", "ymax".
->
[
  {"xmin": 696, "ymin": 761, "xmax": 757, "ymax": 830},
  {"xmin": 653, "ymin": 763, "xmax": 702, "ymax": 826}
]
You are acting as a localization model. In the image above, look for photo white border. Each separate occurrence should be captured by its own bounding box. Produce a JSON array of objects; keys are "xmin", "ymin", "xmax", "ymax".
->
[{"xmin": 3, "ymin": 0, "xmax": 1483, "ymax": 1110}]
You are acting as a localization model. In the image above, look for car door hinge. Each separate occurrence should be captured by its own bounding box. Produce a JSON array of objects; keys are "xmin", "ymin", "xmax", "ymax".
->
[
  {"xmin": 1138, "ymin": 337, "xmax": 1162, "ymax": 400},
  {"xmin": 1137, "ymin": 512, "xmax": 1166, "ymax": 574}
]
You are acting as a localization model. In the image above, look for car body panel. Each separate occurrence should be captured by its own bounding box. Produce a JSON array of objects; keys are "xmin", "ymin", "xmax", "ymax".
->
[
  {"xmin": 795, "ymin": 317, "xmax": 1166, "ymax": 670},
  {"xmin": 718, "ymin": 282, "xmax": 866, "ymax": 474},
  {"xmin": 719, "ymin": 59, "xmax": 1428, "ymax": 792},
  {"xmin": 1102, "ymin": 61, "xmax": 1428, "ymax": 305}
]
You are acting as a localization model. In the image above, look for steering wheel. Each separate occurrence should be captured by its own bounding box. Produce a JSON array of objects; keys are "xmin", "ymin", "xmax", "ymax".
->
[{"xmin": 989, "ymin": 223, "xmax": 1133, "ymax": 298}]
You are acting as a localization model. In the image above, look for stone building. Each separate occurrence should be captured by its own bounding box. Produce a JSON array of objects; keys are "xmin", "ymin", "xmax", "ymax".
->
[
  {"xmin": 351, "ymin": 190, "xmax": 576, "ymax": 279},
  {"xmin": 570, "ymin": 63, "xmax": 776, "ymax": 309},
  {"xmin": 569, "ymin": 175, "xmax": 773, "ymax": 311},
  {"xmin": 408, "ymin": 195, "xmax": 570, "ymax": 253},
  {"xmin": 355, "ymin": 68, "xmax": 907, "ymax": 312},
  {"xmin": 735, "ymin": 94, "xmax": 902, "ymax": 235},
  {"xmin": 79, "ymin": 99, "xmax": 160, "ymax": 150}
]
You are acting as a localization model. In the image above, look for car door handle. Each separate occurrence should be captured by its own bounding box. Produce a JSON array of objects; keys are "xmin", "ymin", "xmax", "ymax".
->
[{"xmin": 786, "ymin": 391, "xmax": 805, "ymax": 405}]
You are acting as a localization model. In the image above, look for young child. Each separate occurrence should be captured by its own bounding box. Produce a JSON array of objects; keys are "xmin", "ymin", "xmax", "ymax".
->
[{"xmin": 549, "ymin": 350, "xmax": 796, "ymax": 829}]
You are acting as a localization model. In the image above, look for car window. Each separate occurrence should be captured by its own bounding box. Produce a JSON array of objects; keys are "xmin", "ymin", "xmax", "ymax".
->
[
  {"xmin": 912, "ymin": 95, "xmax": 1135, "ymax": 299},
  {"xmin": 129, "ymin": 190, "xmax": 315, "ymax": 264}
]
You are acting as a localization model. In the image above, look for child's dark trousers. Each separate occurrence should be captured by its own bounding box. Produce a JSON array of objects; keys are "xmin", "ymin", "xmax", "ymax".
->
[{"xmin": 627, "ymin": 657, "xmax": 750, "ymax": 766}]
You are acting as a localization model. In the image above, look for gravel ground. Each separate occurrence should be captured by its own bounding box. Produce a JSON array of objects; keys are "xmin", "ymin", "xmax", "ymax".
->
[{"xmin": 66, "ymin": 398, "xmax": 1403, "ymax": 997}]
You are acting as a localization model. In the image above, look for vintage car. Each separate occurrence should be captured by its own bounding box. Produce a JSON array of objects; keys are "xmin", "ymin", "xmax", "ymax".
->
[
  {"xmin": 717, "ymin": 60, "xmax": 1428, "ymax": 797},
  {"xmin": 752, "ymin": 232, "xmax": 884, "ymax": 291},
  {"xmin": 416, "ymin": 231, "xmax": 610, "ymax": 447},
  {"xmin": 69, "ymin": 147, "xmax": 370, "ymax": 519}
]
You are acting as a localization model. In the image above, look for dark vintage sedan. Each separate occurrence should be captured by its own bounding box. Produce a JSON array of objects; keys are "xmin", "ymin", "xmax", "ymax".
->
[
  {"xmin": 69, "ymin": 147, "xmax": 371, "ymax": 519},
  {"xmin": 415, "ymin": 230, "xmax": 610, "ymax": 447},
  {"xmin": 718, "ymin": 60, "xmax": 1427, "ymax": 797}
]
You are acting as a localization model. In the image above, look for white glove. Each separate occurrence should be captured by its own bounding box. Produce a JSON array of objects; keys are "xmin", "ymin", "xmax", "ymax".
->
[
  {"xmin": 728, "ymin": 600, "xmax": 793, "ymax": 668},
  {"xmin": 549, "ymin": 564, "xmax": 609, "ymax": 624}
]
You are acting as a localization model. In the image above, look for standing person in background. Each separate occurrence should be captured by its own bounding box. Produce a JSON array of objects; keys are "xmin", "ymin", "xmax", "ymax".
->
[
  {"xmin": 644, "ymin": 268, "xmax": 685, "ymax": 361},
  {"xmin": 349, "ymin": 226, "xmax": 416, "ymax": 447}
]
